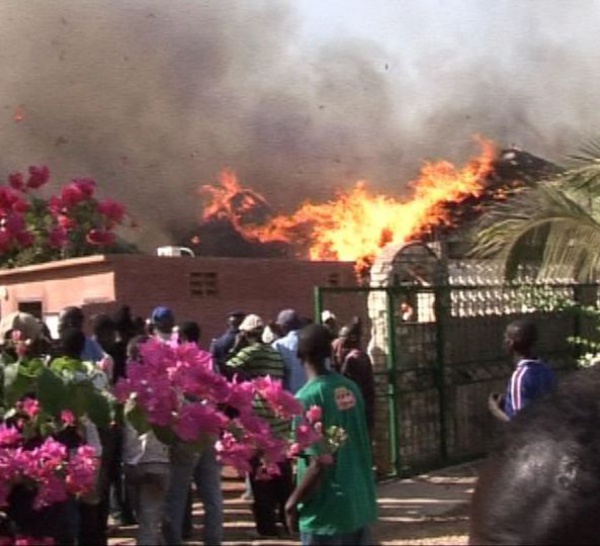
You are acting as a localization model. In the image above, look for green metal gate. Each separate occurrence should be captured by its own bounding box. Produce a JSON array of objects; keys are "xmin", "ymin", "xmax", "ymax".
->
[{"xmin": 315, "ymin": 283, "xmax": 595, "ymax": 479}]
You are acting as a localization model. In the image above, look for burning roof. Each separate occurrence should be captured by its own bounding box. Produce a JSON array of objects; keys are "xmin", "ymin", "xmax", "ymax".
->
[{"xmin": 189, "ymin": 141, "xmax": 560, "ymax": 275}]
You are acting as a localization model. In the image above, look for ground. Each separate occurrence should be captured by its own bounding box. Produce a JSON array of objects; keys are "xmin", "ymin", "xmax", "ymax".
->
[{"xmin": 108, "ymin": 462, "xmax": 477, "ymax": 545}]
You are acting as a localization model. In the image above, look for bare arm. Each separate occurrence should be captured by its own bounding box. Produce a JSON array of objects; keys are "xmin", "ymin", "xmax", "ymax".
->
[
  {"xmin": 284, "ymin": 456, "xmax": 327, "ymax": 531},
  {"xmin": 488, "ymin": 392, "xmax": 510, "ymax": 422}
]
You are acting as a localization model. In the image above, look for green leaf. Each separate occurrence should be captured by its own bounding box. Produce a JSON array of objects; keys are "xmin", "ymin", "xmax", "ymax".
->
[
  {"xmin": 124, "ymin": 398, "xmax": 150, "ymax": 434},
  {"xmin": 4, "ymin": 362, "xmax": 36, "ymax": 407},
  {"xmin": 36, "ymin": 367, "xmax": 68, "ymax": 417},
  {"xmin": 152, "ymin": 424, "xmax": 178, "ymax": 446},
  {"xmin": 85, "ymin": 389, "xmax": 113, "ymax": 430}
]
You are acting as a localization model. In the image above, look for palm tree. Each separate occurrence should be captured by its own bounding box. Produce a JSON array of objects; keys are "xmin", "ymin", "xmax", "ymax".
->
[{"xmin": 472, "ymin": 141, "xmax": 600, "ymax": 282}]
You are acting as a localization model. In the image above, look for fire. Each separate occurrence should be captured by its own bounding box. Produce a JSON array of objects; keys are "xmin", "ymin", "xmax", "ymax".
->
[
  {"xmin": 13, "ymin": 104, "xmax": 25, "ymax": 123},
  {"xmin": 199, "ymin": 138, "xmax": 496, "ymax": 273}
]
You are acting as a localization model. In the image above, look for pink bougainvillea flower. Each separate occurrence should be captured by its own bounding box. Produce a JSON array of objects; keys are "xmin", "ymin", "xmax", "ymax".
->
[
  {"xmin": 57, "ymin": 214, "xmax": 75, "ymax": 230},
  {"xmin": 26, "ymin": 165, "xmax": 50, "ymax": 189},
  {"xmin": 60, "ymin": 185, "xmax": 86, "ymax": 208},
  {"xmin": 14, "ymin": 229, "xmax": 34, "ymax": 248},
  {"xmin": 306, "ymin": 405, "xmax": 323, "ymax": 424},
  {"xmin": 0, "ymin": 187, "xmax": 21, "ymax": 213},
  {"xmin": 71, "ymin": 177, "xmax": 96, "ymax": 198},
  {"xmin": 8, "ymin": 172, "xmax": 24, "ymax": 191},
  {"xmin": 60, "ymin": 410, "xmax": 75, "ymax": 427},
  {"xmin": 18, "ymin": 398, "xmax": 40, "ymax": 419},
  {"xmin": 97, "ymin": 199, "xmax": 126, "ymax": 224},
  {"xmin": 48, "ymin": 226, "xmax": 68, "ymax": 249},
  {"xmin": 48, "ymin": 195, "xmax": 64, "ymax": 216},
  {"xmin": 0, "ymin": 424, "xmax": 22, "ymax": 447},
  {"xmin": 252, "ymin": 375, "xmax": 303, "ymax": 418},
  {"xmin": 86, "ymin": 229, "xmax": 116, "ymax": 246}
]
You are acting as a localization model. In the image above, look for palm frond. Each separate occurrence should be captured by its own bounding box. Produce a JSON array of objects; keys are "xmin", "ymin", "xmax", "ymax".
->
[
  {"xmin": 472, "ymin": 184, "xmax": 600, "ymax": 282},
  {"xmin": 562, "ymin": 139, "xmax": 600, "ymax": 196}
]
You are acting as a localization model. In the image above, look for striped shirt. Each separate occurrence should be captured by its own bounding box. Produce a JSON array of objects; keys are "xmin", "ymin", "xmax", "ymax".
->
[
  {"xmin": 226, "ymin": 343, "xmax": 290, "ymax": 438},
  {"xmin": 504, "ymin": 359, "xmax": 556, "ymax": 419}
]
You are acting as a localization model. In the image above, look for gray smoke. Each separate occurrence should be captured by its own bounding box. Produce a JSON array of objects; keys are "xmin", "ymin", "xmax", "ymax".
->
[{"xmin": 1, "ymin": 0, "xmax": 599, "ymax": 251}]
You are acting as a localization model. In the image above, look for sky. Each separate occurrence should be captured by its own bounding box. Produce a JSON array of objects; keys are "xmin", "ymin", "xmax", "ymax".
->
[{"xmin": 1, "ymin": 0, "xmax": 600, "ymax": 249}]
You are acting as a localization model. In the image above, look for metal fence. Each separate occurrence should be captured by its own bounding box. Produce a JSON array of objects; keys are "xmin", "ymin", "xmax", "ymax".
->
[{"xmin": 315, "ymin": 282, "xmax": 598, "ymax": 479}]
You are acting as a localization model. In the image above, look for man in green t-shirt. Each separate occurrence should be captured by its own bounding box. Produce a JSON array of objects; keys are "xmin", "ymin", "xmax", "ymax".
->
[{"xmin": 286, "ymin": 324, "xmax": 378, "ymax": 545}]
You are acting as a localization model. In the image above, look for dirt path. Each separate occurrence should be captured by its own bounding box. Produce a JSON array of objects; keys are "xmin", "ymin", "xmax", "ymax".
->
[{"xmin": 108, "ymin": 463, "xmax": 477, "ymax": 545}]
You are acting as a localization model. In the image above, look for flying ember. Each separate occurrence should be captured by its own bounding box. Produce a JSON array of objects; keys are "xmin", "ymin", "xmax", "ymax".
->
[{"xmin": 199, "ymin": 138, "xmax": 496, "ymax": 269}]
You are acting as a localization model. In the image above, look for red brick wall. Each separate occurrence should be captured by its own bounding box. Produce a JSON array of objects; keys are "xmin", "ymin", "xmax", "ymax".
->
[{"xmin": 110, "ymin": 255, "xmax": 356, "ymax": 345}]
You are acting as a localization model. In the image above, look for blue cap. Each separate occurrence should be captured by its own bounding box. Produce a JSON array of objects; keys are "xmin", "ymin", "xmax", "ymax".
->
[
  {"xmin": 276, "ymin": 308, "xmax": 301, "ymax": 331},
  {"xmin": 151, "ymin": 306, "xmax": 174, "ymax": 323}
]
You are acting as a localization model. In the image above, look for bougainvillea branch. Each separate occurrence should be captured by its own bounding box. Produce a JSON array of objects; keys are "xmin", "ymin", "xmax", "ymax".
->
[{"xmin": 0, "ymin": 165, "xmax": 130, "ymax": 268}]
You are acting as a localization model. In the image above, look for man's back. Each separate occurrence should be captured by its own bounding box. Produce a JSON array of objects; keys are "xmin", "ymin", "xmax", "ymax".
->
[
  {"xmin": 295, "ymin": 372, "xmax": 378, "ymax": 535},
  {"xmin": 273, "ymin": 331, "xmax": 306, "ymax": 393},
  {"xmin": 504, "ymin": 358, "xmax": 556, "ymax": 419}
]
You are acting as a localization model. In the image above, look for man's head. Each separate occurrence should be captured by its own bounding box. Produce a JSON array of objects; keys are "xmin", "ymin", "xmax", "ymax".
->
[
  {"xmin": 151, "ymin": 306, "xmax": 175, "ymax": 335},
  {"xmin": 338, "ymin": 320, "xmax": 361, "ymax": 350},
  {"xmin": 276, "ymin": 308, "xmax": 302, "ymax": 335},
  {"xmin": 179, "ymin": 320, "xmax": 201, "ymax": 344},
  {"xmin": 0, "ymin": 312, "xmax": 43, "ymax": 345},
  {"xmin": 93, "ymin": 314, "xmax": 116, "ymax": 350},
  {"xmin": 227, "ymin": 311, "xmax": 246, "ymax": 330},
  {"xmin": 58, "ymin": 306, "xmax": 85, "ymax": 334},
  {"xmin": 113, "ymin": 304, "xmax": 135, "ymax": 340},
  {"xmin": 60, "ymin": 327, "xmax": 86, "ymax": 360},
  {"xmin": 321, "ymin": 309, "xmax": 338, "ymax": 334},
  {"xmin": 238, "ymin": 313, "xmax": 264, "ymax": 343},
  {"xmin": 504, "ymin": 319, "xmax": 537, "ymax": 357},
  {"xmin": 297, "ymin": 324, "xmax": 332, "ymax": 370}
]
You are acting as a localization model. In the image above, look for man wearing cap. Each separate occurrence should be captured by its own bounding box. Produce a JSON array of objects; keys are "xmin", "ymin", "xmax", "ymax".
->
[
  {"xmin": 149, "ymin": 306, "xmax": 199, "ymax": 546},
  {"xmin": 272, "ymin": 309, "xmax": 307, "ymax": 394},
  {"xmin": 210, "ymin": 311, "xmax": 245, "ymax": 375},
  {"xmin": 226, "ymin": 314, "xmax": 293, "ymax": 539},
  {"xmin": 321, "ymin": 310, "xmax": 338, "ymax": 341},
  {"xmin": 150, "ymin": 306, "xmax": 177, "ymax": 346}
]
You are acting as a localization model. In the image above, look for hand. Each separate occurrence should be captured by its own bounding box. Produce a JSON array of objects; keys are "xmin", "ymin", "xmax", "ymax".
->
[
  {"xmin": 488, "ymin": 392, "xmax": 510, "ymax": 422},
  {"xmin": 284, "ymin": 498, "xmax": 299, "ymax": 534},
  {"xmin": 488, "ymin": 392, "xmax": 504, "ymax": 412}
]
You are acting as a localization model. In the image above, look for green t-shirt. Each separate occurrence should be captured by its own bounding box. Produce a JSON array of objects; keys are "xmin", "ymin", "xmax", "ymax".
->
[{"xmin": 295, "ymin": 372, "xmax": 378, "ymax": 535}]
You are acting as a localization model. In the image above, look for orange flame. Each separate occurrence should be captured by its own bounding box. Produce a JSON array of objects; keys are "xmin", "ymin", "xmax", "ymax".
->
[
  {"xmin": 199, "ymin": 138, "xmax": 496, "ymax": 269},
  {"xmin": 13, "ymin": 104, "xmax": 25, "ymax": 123}
]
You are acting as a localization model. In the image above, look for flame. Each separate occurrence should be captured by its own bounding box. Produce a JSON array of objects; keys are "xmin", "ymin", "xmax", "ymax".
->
[
  {"xmin": 199, "ymin": 138, "xmax": 496, "ymax": 272},
  {"xmin": 13, "ymin": 104, "xmax": 25, "ymax": 123}
]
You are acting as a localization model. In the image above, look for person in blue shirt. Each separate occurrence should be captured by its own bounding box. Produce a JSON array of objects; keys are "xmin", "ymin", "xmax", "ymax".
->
[
  {"xmin": 272, "ymin": 308, "xmax": 307, "ymax": 394},
  {"xmin": 489, "ymin": 319, "xmax": 556, "ymax": 422}
]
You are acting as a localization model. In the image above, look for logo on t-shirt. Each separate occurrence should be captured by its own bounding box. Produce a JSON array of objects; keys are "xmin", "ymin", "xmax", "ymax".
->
[{"xmin": 334, "ymin": 386, "xmax": 356, "ymax": 411}]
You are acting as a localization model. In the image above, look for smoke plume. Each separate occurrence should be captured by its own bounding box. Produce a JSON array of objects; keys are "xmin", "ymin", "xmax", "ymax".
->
[{"xmin": 1, "ymin": 0, "xmax": 599, "ymax": 251}]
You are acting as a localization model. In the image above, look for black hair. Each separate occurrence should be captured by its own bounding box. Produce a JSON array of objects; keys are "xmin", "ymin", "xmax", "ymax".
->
[
  {"xmin": 93, "ymin": 314, "xmax": 116, "ymax": 337},
  {"xmin": 179, "ymin": 321, "xmax": 201, "ymax": 344},
  {"xmin": 505, "ymin": 319, "xmax": 538, "ymax": 353},
  {"xmin": 470, "ymin": 365, "xmax": 600, "ymax": 544},
  {"xmin": 59, "ymin": 306, "xmax": 85, "ymax": 331},
  {"xmin": 113, "ymin": 305, "xmax": 135, "ymax": 338},
  {"xmin": 297, "ymin": 324, "xmax": 331, "ymax": 367},
  {"xmin": 59, "ymin": 327, "xmax": 86, "ymax": 359}
]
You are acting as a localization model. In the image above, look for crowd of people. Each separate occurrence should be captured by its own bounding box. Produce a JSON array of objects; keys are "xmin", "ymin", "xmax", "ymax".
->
[{"xmin": 0, "ymin": 304, "xmax": 378, "ymax": 546}]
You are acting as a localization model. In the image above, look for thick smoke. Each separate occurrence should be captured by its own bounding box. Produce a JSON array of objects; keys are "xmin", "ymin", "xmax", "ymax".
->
[{"xmin": 1, "ymin": 0, "xmax": 599, "ymax": 251}]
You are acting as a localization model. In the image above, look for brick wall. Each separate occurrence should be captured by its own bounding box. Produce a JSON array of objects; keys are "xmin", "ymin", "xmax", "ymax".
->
[{"xmin": 0, "ymin": 254, "xmax": 356, "ymax": 344}]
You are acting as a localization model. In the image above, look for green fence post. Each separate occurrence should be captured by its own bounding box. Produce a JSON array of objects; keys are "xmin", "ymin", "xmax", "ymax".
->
[
  {"xmin": 385, "ymin": 288, "xmax": 400, "ymax": 476},
  {"xmin": 314, "ymin": 286, "xmax": 324, "ymax": 325},
  {"xmin": 434, "ymin": 285, "xmax": 448, "ymax": 464}
]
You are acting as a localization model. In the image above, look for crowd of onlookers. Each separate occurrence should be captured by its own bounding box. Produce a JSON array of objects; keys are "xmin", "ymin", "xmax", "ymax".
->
[{"xmin": 0, "ymin": 304, "xmax": 378, "ymax": 545}]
